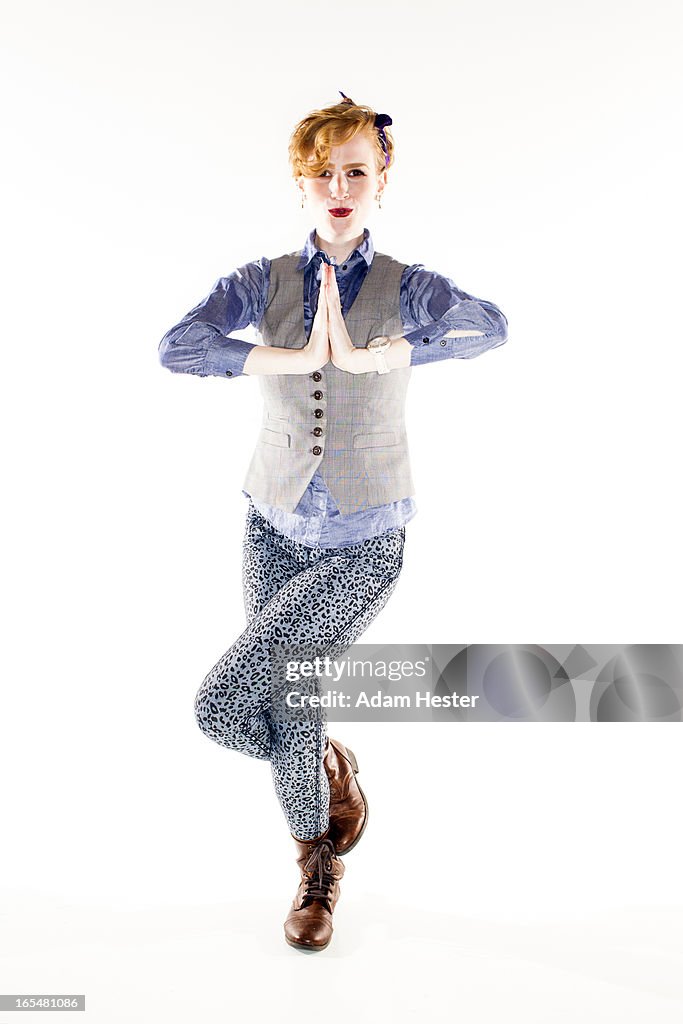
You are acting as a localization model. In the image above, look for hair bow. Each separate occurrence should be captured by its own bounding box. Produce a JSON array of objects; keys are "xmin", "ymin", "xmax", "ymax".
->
[{"xmin": 373, "ymin": 112, "xmax": 393, "ymax": 166}]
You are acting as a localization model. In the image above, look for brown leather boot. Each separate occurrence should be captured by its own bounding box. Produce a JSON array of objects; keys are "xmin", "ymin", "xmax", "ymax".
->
[
  {"xmin": 284, "ymin": 827, "xmax": 345, "ymax": 952},
  {"xmin": 323, "ymin": 737, "xmax": 368, "ymax": 855}
]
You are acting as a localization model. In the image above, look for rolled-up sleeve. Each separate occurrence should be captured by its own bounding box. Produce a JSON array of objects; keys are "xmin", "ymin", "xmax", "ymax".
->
[
  {"xmin": 400, "ymin": 264, "xmax": 508, "ymax": 366},
  {"xmin": 158, "ymin": 259, "xmax": 268, "ymax": 378}
]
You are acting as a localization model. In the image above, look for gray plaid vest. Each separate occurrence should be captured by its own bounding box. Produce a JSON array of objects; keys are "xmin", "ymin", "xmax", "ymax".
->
[{"xmin": 241, "ymin": 249, "xmax": 416, "ymax": 515}]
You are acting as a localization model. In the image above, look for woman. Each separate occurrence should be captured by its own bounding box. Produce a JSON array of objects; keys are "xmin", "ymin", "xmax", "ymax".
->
[{"xmin": 158, "ymin": 91, "xmax": 508, "ymax": 952}]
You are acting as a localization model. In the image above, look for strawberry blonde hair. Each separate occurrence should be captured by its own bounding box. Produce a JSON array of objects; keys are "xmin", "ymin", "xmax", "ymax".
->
[{"xmin": 288, "ymin": 97, "xmax": 395, "ymax": 179}]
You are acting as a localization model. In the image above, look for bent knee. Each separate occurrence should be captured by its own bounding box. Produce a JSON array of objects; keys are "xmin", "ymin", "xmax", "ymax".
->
[
  {"xmin": 194, "ymin": 674, "xmax": 252, "ymax": 745},
  {"xmin": 194, "ymin": 678, "xmax": 231, "ymax": 736}
]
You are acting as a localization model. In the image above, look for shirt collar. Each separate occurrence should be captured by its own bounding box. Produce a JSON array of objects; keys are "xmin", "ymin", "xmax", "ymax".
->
[{"xmin": 296, "ymin": 226, "xmax": 374, "ymax": 271}]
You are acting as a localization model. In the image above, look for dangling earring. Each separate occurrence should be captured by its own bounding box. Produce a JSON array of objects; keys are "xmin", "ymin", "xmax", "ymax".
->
[
  {"xmin": 301, "ymin": 192, "xmax": 306, "ymax": 209},
  {"xmin": 376, "ymin": 192, "xmax": 383, "ymax": 210}
]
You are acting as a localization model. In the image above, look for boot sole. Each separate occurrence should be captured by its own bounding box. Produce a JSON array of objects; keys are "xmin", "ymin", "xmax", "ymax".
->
[
  {"xmin": 335, "ymin": 744, "xmax": 369, "ymax": 857},
  {"xmin": 285, "ymin": 935, "xmax": 332, "ymax": 952}
]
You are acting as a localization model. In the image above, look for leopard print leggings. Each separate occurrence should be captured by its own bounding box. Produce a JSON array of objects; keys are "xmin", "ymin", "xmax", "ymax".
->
[{"xmin": 194, "ymin": 500, "xmax": 406, "ymax": 840}]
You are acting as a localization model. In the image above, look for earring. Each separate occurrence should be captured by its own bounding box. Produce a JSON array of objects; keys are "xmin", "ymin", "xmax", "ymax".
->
[
  {"xmin": 376, "ymin": 193, "xmax": 383, "ymax": 209},
  {"xmin": 301, "ymin": 192, "xmax": 306, "ymax": 208}
]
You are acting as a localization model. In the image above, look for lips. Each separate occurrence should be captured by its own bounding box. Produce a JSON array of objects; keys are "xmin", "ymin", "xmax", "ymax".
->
[{"xmin": 329, "ymin": 208, "xmax": 352, "ymax": 218}]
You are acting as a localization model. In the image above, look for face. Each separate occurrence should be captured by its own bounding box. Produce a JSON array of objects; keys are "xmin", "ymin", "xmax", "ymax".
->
[{"xmin": 297, "ymin": 131, "xmax": 387, "ymax": 242}]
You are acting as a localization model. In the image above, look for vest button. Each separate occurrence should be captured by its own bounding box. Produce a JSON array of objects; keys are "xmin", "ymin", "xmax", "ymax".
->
[
  {"xmin": 313, "ymin": 427, "xmax": 323, "ymax": 436},
  {"xmin": 313, "ymin": 390, "xmax": 323, "ymax": 400},
  {"xmin": 312, "ymin": 445, "xmax": 322, "ymax": 455},
  {"xmin": 312, "ymin": 371, "xmax": 322, "ymax": 381},
  {"xmin": 422, "ymin": 336, "xmax": 430, "ymax": 344},
  {"xmin": 225, "ymin": 369, "xmax": 233, "ymax": 375},
  {"xmin": 440, "ymin": 340, "xmax": 446, "ymax": 346},
  {"xmin": 314, "ymin": 408, "xmax": 324, "ymax": 418}
]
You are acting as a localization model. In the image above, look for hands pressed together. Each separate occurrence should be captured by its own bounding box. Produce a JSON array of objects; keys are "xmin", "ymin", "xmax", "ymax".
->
[
  {"xmin": 306, "ymin": 262, "xmax": 360, "ymax": 374},
  {"xmin": 303, "ymin": 262, "xmax": 411, "ymax": 375}
]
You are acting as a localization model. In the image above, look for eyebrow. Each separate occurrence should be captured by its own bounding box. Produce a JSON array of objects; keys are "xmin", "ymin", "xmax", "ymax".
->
[{"xmin": 323, "ymin": 162, "xmax": 369, "ymax": 169}]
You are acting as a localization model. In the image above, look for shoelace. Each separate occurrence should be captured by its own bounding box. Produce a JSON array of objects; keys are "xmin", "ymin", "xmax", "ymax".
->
[{"xmin": 301, "ymin": 838, "xmax": 338, "ymax": 909}]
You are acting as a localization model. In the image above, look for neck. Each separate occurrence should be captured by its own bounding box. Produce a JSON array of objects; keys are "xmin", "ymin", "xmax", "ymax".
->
[{"xmin": 314, "ymin": 229, "xmax": 364, "ymax": 263}]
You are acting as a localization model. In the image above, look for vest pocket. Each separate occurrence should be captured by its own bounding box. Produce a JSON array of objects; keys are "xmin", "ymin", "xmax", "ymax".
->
[
  {"xmin": 353, "ymin": 430, "xmax": 400, "ymax": 448},
  {"xmin": 259, "ymin": 427, "xmax": 291, "ymax": 448}
]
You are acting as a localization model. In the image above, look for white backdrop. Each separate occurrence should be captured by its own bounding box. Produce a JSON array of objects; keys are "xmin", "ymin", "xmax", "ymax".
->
[{"xmin": 2, "ymin": 1, "xmax": 682, "ymax": 1021}]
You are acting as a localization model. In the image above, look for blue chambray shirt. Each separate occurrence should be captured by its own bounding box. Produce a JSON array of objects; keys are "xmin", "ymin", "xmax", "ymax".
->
[{"xmin": 159, "ymin": 227, "xmax": 508, "ymax": 547}]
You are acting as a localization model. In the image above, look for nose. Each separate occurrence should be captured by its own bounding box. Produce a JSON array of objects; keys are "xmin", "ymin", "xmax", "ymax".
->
[{"xmin": 329, "ymin": 171, "xmax": 350, "ymax": 199}]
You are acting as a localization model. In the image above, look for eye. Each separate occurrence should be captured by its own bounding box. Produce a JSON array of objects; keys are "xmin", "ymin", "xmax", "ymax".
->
[{"xmin": 319, "ymin": 169, "xmax": 366, "ymax": 177}]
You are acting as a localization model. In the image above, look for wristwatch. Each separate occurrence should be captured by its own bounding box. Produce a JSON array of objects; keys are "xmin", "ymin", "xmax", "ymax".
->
[{"xmin": 366, "ymin": 335, "xmax": 392, "ymax": 374}]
